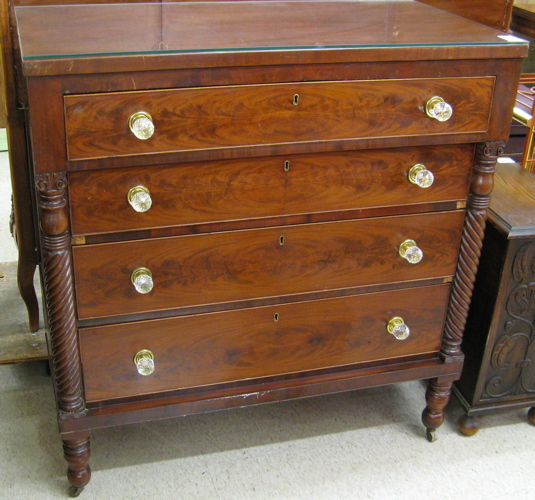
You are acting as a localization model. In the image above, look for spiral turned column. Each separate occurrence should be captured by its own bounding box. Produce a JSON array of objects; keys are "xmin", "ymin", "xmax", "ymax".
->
[
  {"xmin": 422, "ymin": 141, "xmax": 503, "ymax": 440},
  {"xmin": 36, "ymin": 173, "xmax": 90, "ymax": 491},
  {"xmin": 441, "ymin": 141, "xmax": 504, "ymax": 359}
]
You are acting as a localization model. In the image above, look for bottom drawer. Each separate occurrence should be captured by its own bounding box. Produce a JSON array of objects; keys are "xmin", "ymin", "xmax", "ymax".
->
[{"xmin": 79, "ymin": 284, "xmax": 451, "ymax": 403}]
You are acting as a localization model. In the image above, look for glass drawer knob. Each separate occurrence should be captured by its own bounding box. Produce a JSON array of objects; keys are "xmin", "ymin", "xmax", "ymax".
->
[
  {"xmin": 399, "ymin": 239, "xmax": 423, "ymax": 264},
  {"xmin": 408, "ymin": 164, "xmax": 434, "ymax": 188},
  {"xmin": 127, "ymin": 186, "xmax": 152, "ymax": 212},
  {"xmin": 425, "ymin": 96, "xmax": 453, "ymax": 122},
  {"xmin": 128, "ymin": 111, "xmax": 154, "ymax": 140},
  {"xmin": 387, "ymin": 317, "xmax": 410, "ymax": 340},
  {"xmin": 134, "ymin": 349, "xmax": 155, "ymax": 376},
  {"xmin": 131, "ymin": 267, "xmax": 154, "ymax": 294}
]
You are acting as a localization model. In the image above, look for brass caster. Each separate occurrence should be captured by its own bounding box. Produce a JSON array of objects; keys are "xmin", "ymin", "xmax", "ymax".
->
[
  {"xmin": 426, "ymin": 428, "xmax": 437, "ymax": 442},
  {"xmin": 528, "ymin": 407, "xmax": 535, "ymax": 426},
  {"xmin": 457, "ymin": 414, "xmax": 480, "ymax": 437},
  {"xmin": 68, "ymin": 486, "xmax": 84, "ymax": 498}
]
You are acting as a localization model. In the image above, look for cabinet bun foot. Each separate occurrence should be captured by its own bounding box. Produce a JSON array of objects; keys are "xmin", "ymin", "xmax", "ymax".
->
[
  {"xmin": 457, "ymin": 414, "xmax": 480, "ymax": 436},
  {"xmin": 528, "ymin": 407, "xmax": 535, "ymax": 426}
]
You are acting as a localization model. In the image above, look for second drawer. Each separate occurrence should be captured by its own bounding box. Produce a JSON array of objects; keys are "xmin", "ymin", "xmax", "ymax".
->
[
  {"xmin": 73, "ymin": 211, "xmax": 465, "ymax": 320},
  {"xmin": 68, "ymin": 144, "xmax": 473, "ymax": 236}
]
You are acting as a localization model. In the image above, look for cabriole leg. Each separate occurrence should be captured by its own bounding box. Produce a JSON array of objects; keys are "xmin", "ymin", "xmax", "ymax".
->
[{"xmin": 63, "ymin": 432, "xmax": 91, "ymax": 497}]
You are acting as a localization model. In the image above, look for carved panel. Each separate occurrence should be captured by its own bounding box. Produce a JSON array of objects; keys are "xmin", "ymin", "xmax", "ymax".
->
[{"xmin": 484, "ymin": 241, "xmax": 535, "ymax": 398}]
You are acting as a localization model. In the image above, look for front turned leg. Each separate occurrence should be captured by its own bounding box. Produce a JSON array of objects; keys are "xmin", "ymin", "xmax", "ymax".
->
[
  {"xmin": 63, "ymin": 432, "xmax": 91, "ymax": 497},
  {"xmin": 422, "ymin": 378, "xmax": 453, "ymax": 442}
]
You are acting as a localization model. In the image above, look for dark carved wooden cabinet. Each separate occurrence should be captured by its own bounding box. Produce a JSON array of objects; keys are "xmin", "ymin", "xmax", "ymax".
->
[
  {"xmin": 14, "ymin": 1, "xmax": 527, "ymax": 495},
  {"xmin": 454, "ymin": 161, "xmax": 535, "ymax": 434}
]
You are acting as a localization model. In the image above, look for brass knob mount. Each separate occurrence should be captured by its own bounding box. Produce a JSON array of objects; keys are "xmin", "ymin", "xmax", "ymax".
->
[
  {"xmin": 408, "ymin": 164, "xmax": 434, "ymax": 188},
  {"xmin": 398, "ymin": 239, "xmax": 423, "ymax": 264},
  {"xmin": 133, "ymin": 349, "xmax": 155, "ymax": 376},
  {"xmin": 131, "ymin": 267, "xmax": 154, "ymax": 294},
  {"xmin": 128, "ymin": 111, "xmax": 155, "ymax": 140},
  {"xmin": 387, "ymin": 317, "xmax": 410, "ymax": 340},
  {"xmin": 127, "ymin": 186, "xmax": 152, "ymax": 212},
  {"xmin": 425, "ymin": 96, "xmax": 453, "ymax": 122}
]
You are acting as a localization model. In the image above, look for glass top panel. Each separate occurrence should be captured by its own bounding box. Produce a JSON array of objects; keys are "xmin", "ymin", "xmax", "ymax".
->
[{"xmin": 16, "ymin": 1, "xmax": 527, "ymax": 61}]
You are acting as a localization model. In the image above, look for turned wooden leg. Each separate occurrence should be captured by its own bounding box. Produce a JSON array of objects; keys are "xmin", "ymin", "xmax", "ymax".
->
[
  {"xmin": 457, "ymin": 413, "xmax": 480, "ymax": 436},
  {"xmin": 63, "ymin": 433, "xmax": 91, "ymax": 497},
  {"xmin": 422, "ymin": 378, "xmax": 453, "ymax": 442}
]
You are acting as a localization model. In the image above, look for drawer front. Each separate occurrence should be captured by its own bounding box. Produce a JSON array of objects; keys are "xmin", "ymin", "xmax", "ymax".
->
[
  {"xmin": 69, "ymin": 144, "xmax": 472, "ymax": 236},
  {"xmin": 79, "ymin": 284, "xmax": 451, "ymax": 402},
  {"xmin": 73, "ymin": 211, "xmax": 464, "ymax": 319},
  {"xmin": 64, "ymin": 77, "xmax": 493, "ymax": 161}
]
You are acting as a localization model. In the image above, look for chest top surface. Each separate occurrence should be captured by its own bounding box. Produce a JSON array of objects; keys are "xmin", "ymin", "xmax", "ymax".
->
[{"xmin": 15, "ymin": 0, "xmax": 528, "ymax": 76}]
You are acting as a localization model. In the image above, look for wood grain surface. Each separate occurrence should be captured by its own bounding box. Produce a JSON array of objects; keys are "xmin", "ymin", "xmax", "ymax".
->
[
  {"xmin": 73, "ymin": 210, "xmax": 465, "ymax": 319},
  {"xmin": 68, "ymin": 144, "xmax": 472, "ymax": 236},
  {"xmin": 79, "ymin": 284, "xmax": 451, "ymax": 402},
  {"xmin": 64, "ymin": 78, "xmax": 493, "ymax": 160}
]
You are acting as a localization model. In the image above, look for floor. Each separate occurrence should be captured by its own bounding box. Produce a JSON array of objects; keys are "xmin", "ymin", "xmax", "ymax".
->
[{"xmin": 1, "ymin": 148, "xmax": 534, "ymax": 499}]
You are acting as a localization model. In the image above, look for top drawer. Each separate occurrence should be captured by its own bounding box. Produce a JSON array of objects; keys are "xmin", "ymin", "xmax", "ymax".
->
[{"xmin": 64, "ymin": 77, "xmax": 494, "ymax": 161}]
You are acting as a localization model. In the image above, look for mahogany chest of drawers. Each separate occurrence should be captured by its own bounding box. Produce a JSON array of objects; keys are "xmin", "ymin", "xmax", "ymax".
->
[
  {"xmin": 15, "ymin": 1, "xmax": 527, "ymax": 495},
  {"xmin": 454, "ymin": 161, "xmax": 535, "ymax": 434}
]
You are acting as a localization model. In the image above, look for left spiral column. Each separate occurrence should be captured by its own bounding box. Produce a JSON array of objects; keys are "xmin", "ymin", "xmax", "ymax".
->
[{"xmin": 35, "ymin": 172, "xmax": 90, "ymax": 494}]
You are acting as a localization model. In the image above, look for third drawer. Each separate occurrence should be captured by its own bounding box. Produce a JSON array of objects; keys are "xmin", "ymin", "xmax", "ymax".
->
[{"xmin": 73, "ymin": 210, "xmax": 465, "ymax": 320}]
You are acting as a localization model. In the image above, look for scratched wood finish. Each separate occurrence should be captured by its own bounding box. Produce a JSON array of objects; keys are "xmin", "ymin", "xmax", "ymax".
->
[
  {"xmin": 64, "ymin": 77, "xmax": 494, "ymax": 161},
  {"xmin": 68, "ymin": 144, "xmax": 473, "ymax": 236},
  {"xmin": 73, "ymin": 211, "xmax": 464, "ymax": 320},
  {"xmin": 79, "ymin": 284, "xmax": 451, "ymax": 402}
]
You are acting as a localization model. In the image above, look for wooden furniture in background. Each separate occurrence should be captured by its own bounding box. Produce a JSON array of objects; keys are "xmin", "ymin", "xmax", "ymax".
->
[
  {"xmin": 455, "ymin": 161, "xmax": 535, "ymax": 434},
  {"xmin": 513, "ymin": 77, "xmax": 535, "ymax": 172},
  {"xmin": 14, "ymin": 1, "xmax": 528, "ymax": 495},
  {"xmin": 0, "ymin": 0, "xmax": 162, "ymax": 357},
  {"xmin": 417, "ymin": 0, "xmax": 514, "ymax": 31},
  {"xmin": 512, "ymin": 1, "xmax": 535, "ymax": 38}
]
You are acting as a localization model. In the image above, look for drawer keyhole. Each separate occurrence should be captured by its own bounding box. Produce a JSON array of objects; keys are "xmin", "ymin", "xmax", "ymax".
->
[
  {"xmin": 284, "ymin": 160, "xmax": 290, "ymax": 171},
  {"xmin": 293, "ymin": 94, "xmax": 300, "ymax": 106},
  {"xmin": 279, "ymin": 235, "xmax": 285, "ymax": 246}
]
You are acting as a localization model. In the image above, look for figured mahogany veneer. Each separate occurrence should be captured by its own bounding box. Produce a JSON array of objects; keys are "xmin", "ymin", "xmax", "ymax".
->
[
  {"xmin": 73, "ymin": 211, "xmax": 464, "ymax": 320},
  {"xmin": 64, "ymin": 78, "xmax": 494, "ymax": 161},
  {"xmin": 15, "ymin": 1, "xmax": 527, "ymax": 494},
  {"xmin": 79, "ymin": 284, "xmax": 451, "ymax": 402},
  {"xmin": 68, "ymin": 144, "xmax": 473, "ymax": 236}
]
